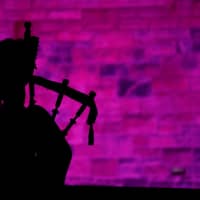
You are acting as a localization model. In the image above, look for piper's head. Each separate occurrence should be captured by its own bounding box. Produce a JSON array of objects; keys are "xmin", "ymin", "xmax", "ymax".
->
[{"xmin": 0, "ymin": 26, "xmax": 39, "ymax": 107}]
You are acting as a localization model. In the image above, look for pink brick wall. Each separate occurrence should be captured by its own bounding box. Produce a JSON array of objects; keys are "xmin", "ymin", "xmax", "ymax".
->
[{"xmin": 1, "ymin": 0, "xmax": 200, "ymax": 189}]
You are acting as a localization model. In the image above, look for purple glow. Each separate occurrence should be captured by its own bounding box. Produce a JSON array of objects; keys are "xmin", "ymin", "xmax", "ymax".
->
[{"xmin": 1, "ymin": 0, "xmax": 200, "ymax": 189}]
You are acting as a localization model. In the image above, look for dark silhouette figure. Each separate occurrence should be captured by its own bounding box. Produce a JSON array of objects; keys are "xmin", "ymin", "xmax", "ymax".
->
[{"xmin": 0, "ymin": 22, "xmax": 97, "ymax": 197}]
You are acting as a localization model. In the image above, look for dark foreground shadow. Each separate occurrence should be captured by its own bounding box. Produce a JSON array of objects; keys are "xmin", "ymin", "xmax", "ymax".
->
[{"xmin": 63, "ymin": 185, "xmax": 198, "ymax": 197}]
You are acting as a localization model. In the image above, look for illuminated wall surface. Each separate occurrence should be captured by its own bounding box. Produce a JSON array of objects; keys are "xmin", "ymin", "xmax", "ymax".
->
[{"xmin": 0, "ymin": 0, "xmax": 200, "ymax": 189}]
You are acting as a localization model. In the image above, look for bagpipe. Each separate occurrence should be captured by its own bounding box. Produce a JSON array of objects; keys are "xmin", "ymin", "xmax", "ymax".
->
[{"xmin": 24, "ymin": 22, "xmax": 98, "ymax": 145}]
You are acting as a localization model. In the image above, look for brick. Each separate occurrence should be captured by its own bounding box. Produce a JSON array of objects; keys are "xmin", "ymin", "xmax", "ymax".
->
[
  {"xmin": 114, "ymin": 136, "xmax": 137, "ymax": 158},
  {"xmin": 122, "ymin": 178, "xmax": 147, "ymax": 187},
  {"xmin": 48, "ymin": 55, "xmax": 63, "ymax": 64},
  {"xmin": 185, "ymin": 16, "xmax": 200, "ymax": 29},
  {"xmin": 44, "ymin": 41, "xmax": 73, "ymax": 65},
  {"xmin": 192, "ymin": 133, "xmax": 200, "ymax": 147},
  {"xmin": 152, "ymin": 95, "xmax": 174, "ymax": 115},
  {"xmin": 190, "ymin": 28, "xmax": 200, "ymax": 51},
  {"xmin": 193, "ymin": 148, "xmax": 200, "ymax": 162},
  {"xmin": 72, "ymin": 41, "xmax": 93, "ymax": 64},
  {"xmin": 49, "ymin": 41, "xmax": 74, "ymax": 54},
  {"xmin": 182, "ymin": 54, "xmax": 198, "ymax": 70},
  {"xmin": 118, "ymin": 18, "xmax": 150, "ymax": 30},
  {"xmin": 91, "ymin": 159, "xmax": 118, "ymax": 177},
  {"xmin": 191, "ymin": 165, "xmax": 200, "ymax": 179},
  {"xmin": 32, "ymin": 0, "xmax": 101, "ymax": 9},
  {"xmin": 1, "ymin": 11, "xmax": 28, "ymax": 21},
  {"xmin": 91, "ymin": 48, "xmax": 127, "ymax": 64},
  {"xmin": 99, "ymin": 64, "xmax": 117, "ymax": 76},
  {"xmin": 187, "ymin": 77, "xmax": 200, "ymax": 91},
  {"xmin": 33, "ymin": 32, "xmax": 57, "ymax": 41},
  {"xmin": 153, "ymin": 70, "xmax": 189, "ymax": 93},
  {"xmin": 169, "ymin": 6, "xmax": 193, "ymax": 18},
  {"xmin": 32, "ymin": 0, "xmax": 77, "ymax": 9},
  {"xmin": 149, "ymin": 17, "xmax": 183, "ymax": 29},
  {"xmin": 132, "ymin": 82, "xmax": 152, "ymax": 97},
  {"xmin": 132, "ymin": 134, "xmax": 150, "ymax": 147},
  {"xmin": 192, "ymin": 2, "xmax": 200, "ymax": 17},
  {"xmin": 82, "ymin": 20, "xmax": 116, "ymax": 31},
  {"xmin": 157, "ymin": 120, "xmax": 179, "ymax": 135},
  {"xmin": 177, "ymin": 38, "xmax": 193, "ymax": 54},
  {"xmin": 149, "ymin": 181, "xmax": 173, "ymax": 188},
  {"xmin": 149, "ymin": 136, "xmax": 177, "ymax": 148},
  {"xmin": 118, "ymin": 7, "xmax": 169, "ymax": 19},
  {"xmin": 57, "ymin": 30, "xmax": 92, "ymax": 41},
  {"xmin": 162, "ymin": 148, "xmax": 193, "ymax": 166},
  {"xmin": 73, "ymin": 142, "xmax": 115, "ymax": 158},
  {"xmin": 117, "ymin": 78, "xmax": 135, "ymax": 97},
  {"xmin": 26, "ymin": 10, "xmax": 49, "ymax": 20},
  {"xmin": 4, "ymin": 0, "xmax": 31, "ymax": 10},
  {"xmin": 133, "ymin": 48, "xmax": 145, "ymax": 59},
  {"xmin": 193, "ymin": 43, "xmax": 200, "ymax": 52},
  {"xmin": 77, "ymin": 0, "xmax": 100, "ymax": 8},
  {"xmin": 139, "ymin": 96, "xmax": 159, "ymax": 116},
  {"xmin": 93, "ymin": 32, "xmax": 134, "ymax": 48},
  {"xmin": 193, "ymin": 182, "xmax": 200, "ymax": 189},
  {"xmin": 81, "ymin": 9, "xmax": 117, "ymax": 30},
  {"xmin": 100, "ymin": 0, "xmax": 172, "ymax": 7},
  {"xmin": 67, "ymin": 158, "xmax": 91, "ymax": 177},
  {"xmin": 146, "ymin": 40, "xmax": 177, "ymax": 56},
  {"xmin": 173, "ymin": 134, "xmax": 193, "ymax": 148},
  {"xmin": 48, "ymin": 10, "xmax": 81, "ymax": 20},
  {"xmin": 94, "ymin": 121, "xmax": 124, "ymax": 136},
  {"xmin": 121, "ymin": 114, "xmax": 157, "ymax": 135},
  {"xmin": 81, "ymin": 8, "xmax": 117, "ymax": 22},
  {"xmin": 30, "ymin": 21, "xmax": 66, "ymax": 33},
  {"xmin": 177, "ymin": 93, "xmax": 200, "ymax": 114},
  {"xmin": 144, "ymin": 163, "xmax": 170, "ymax": 181},
  {"xmin": 0, "ymin": 21, "xmax": 13, "ymax": 32}
]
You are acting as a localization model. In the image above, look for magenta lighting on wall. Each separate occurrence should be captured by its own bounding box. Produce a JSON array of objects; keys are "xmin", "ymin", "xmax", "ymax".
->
[{"xmin": 0, "ymin": 0, "xmax": 200, "ymax": 189}]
